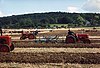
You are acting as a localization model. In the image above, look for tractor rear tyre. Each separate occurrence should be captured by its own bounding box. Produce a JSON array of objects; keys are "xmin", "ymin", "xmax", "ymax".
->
[
  {"xmin": 66, "ymin": 35, "xmax": 76, "ymax": 43},
  {"xmin": 10, "ymin": 43, "xmax": 14, "ymax": 51},
  {"xmin": 0, "ymin": 45, "xmax": 10, "ymax": 52},
  {"xmin": 28, "ymin": 34, "xmax": 35, "ymax": 39}
]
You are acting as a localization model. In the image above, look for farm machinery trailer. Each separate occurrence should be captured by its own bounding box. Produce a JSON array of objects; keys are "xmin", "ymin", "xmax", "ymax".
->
[
  {"xmin": 34, "ymin": 35, "xmax": 59, "ymax": 43},
  {"xmin": 0, "ymin": 28, "xmax": 14, "ymax": 52}
]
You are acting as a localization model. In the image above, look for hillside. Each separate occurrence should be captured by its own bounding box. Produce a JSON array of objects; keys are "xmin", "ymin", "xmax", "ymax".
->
[{"xmin": 0, "ymin": 12, "xmax": 100, "ymax": 28}]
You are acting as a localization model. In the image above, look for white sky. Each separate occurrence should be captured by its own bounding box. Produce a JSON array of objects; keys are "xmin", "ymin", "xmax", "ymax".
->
[{"xmin": 0, "ymin": 0, "xmax": 100, "ymax": 17}]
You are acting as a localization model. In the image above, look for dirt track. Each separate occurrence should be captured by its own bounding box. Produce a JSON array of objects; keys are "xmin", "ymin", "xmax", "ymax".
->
[
  {"xmin": 13, "ymin": 42, "xmax": 100, "ymax": 48},
  {"xmin": 0, "ymin": 63, "xmax": 100, "ymax": 68},
  {"xmin": 12, "ymin": 48, "xmax": 100, "ymax": 53}
]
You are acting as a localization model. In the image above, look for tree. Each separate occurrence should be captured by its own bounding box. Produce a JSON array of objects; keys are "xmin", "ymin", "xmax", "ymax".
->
[
  {"xmin": 40, "ymin": 18, "xmax": 49, "ymax": 28},
  {"xmin": 58, "ymin": 16, "xmax": 73, "ymax": 24},
  {"xmin": 76, "ymin": 15, "xmax": 85, "ymax": 27},
  {"xmin": 0, "ymin": 12, "xmax": 100, "ymax": 28}
]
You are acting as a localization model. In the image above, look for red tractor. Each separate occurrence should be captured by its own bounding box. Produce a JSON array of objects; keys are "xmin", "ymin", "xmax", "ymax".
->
[
  {"xmin": 0, "ymin": 28, "xmax": 14, "ymax": 52},
  {"xmin": 65, "ymin": 30, "xmax": 91, "ymax": 44},
  {"xmin": 20, "ymin": 30, "xmax": 38, "ymax": 40}
]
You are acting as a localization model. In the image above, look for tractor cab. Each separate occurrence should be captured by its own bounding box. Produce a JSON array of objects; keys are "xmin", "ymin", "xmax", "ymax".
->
[{"xmin": 0, "ymin": 28, "xmax": 14, "ymax": 52}]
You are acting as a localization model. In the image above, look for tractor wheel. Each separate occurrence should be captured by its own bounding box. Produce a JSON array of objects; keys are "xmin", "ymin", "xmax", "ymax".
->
[
  {"xmin": 28, "ymin": 34, "xmax": 35, "ymax": 39},
  {"xmin": 0, "ymin": 45, "xmax": 10, "ymax": 52},
  {"xmin": 65, "ymin": 35, "xmax": 76, "ymax": 43},
  {"xmin": 10, "ymin": 43, "xmax": 14, "ymax": 51},
  {"xmin": 83, "ymin": 39, "xmax": 91, "ymax": 44}
]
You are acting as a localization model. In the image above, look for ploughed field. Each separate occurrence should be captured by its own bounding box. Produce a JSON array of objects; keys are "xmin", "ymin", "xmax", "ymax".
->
[
  {"xmin": 13, "ymin": 40, "xmax": 100, "ymax": 48},
  {"xmin": 1, "ymin": 52, "xmax": 100, "ymax": 64},
  {"xmin": 1, "ymin": 29, "xmax": 100, "ymax": 68}
]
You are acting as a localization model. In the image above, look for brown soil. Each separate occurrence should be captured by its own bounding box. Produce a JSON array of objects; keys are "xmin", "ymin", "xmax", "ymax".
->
[
  {"xmin": 13, "ymin": 40, "xmax": 100, "ymax": 48},
  {"xmin": 0, "ymin": 52, "xmax": 100, "ymax": 64}
]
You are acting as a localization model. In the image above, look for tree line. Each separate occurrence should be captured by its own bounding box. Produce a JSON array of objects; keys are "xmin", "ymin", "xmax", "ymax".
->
[{"xmin": 0, "ymin": 12, "xmax": 100, "ymax": 29}]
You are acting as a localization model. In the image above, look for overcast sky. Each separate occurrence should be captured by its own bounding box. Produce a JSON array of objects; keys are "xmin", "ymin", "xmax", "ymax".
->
[{"xmin": 0, "ymin": 0, "xmax": 100, "ymax": 17}]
